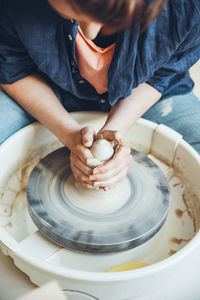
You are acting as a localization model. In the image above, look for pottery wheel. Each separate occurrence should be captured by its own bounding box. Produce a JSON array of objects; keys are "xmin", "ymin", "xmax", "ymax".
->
[{"xmin": 26, "ymin": 147, "xmax": 170, "ymax": 253}]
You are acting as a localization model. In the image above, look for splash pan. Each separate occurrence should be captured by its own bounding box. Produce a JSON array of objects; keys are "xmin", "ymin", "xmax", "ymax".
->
[
  {"xmin": 0, "ymin": 112, "xmax": 200, "ymax": 300},
  {"xmin": 26, "ymin": 147, "xmax": 170, "ymax": 253}
]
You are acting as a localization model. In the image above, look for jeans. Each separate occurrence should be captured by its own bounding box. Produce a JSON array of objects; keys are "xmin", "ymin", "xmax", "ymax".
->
[{"xmin": 0, "ymin": 87, "xmax": 200, "ymax": 154}]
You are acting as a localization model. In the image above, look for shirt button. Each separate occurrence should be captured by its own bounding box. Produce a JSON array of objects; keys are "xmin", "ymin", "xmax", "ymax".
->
[
  {"xmin": 78, "ymin": 80, "xmax": 85, "ymax": 84},
  {"xmin": 100, "ymin": 99, "xmax": 106, "ymax": 104},
  {"xmin": 68, "ymin": 34, "xmax": 73, "ymax": 41},
  {"xmin": 71, "ymin": 59, "xmax": 75, "ymax": 66}
]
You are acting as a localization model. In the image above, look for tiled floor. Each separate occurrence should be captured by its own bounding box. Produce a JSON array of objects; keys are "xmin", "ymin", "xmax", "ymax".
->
[{"xmin": 190, "ymin": 59, "xmax": 200, "ymax": 99}]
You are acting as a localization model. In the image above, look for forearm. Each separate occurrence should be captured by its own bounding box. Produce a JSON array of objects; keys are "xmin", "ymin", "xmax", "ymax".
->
[
  {"xmin": 1, "ymin": 74, "xmax": 81, "ymax": 149},
  {"xmin": 101, "ymin": 83, "xmax": 161, "ymax": 135}
]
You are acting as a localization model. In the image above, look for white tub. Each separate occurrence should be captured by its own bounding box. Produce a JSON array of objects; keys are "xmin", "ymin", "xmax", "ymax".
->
[{"xmin": 0, "ymin": 112, "xmax": 200, "ymax": 300}]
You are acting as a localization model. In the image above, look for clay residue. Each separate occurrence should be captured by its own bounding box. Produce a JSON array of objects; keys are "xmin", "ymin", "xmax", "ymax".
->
[
  {"xmin": 0, "ymin": 157, "xmax": 41, "ymax": 217},
  {"xmin": 9, "ymin": 187, "xmax": 27, "ymax": 215},
  {"xmin": 182, "ymin": 191, "xmax": 200, "ymax": 233},
  {"xmin": 150, "ymin": 148, "xmax": 173, "ymax": 169},
  {"xmin": 11, "ymin": 157, "xmax": 41, "ymax": 215},
  {"xmin": 167, "ymin": 170, "xmax": 176, "ymax": 182},
  {"xmin": 22, "ymin": 157, "xmax": 41, "ymax": 186},
  {"xmin": 126, "ymin": 141, "xmax": 149, "ymax": 156},
  {"xmin": 15, "ymin": 140, "xmax": 61, "ymax": 175},
  {"xmin": 4, "ymin": 222, "xmax": 12, "ymax": 228},
  {"xmin": 46, "ymin": 246, "xmax": 63, "ymax": 260},
  {"xmin": 175, "ymin": 209, "xmax": 186, "ymax": 218},
  {"xmin": 170, "ymin": 167, "xmax": 200, "ymax": 234},
  {"xmin": 168, "ymin": 249, "xmax": 177, "ymax": 256},
  {"xmin": 173, "ymin": 183, "xmax": 181, "ymax": 188},
  {"xmin": 170, "ymin": 237, "xmax": 191, "ymax": 245},
  {"xmin": 1, "ymin": 141, "xmax": 62, "ymax": 220}
]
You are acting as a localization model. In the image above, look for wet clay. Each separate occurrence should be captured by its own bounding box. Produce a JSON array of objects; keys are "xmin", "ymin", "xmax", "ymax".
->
[
  {"xmin": 182, "ymin": 191, "xmax": 200, "ymax": 233},
  {"xmin": 170, "ymin": 237, "xmax": 191, "ymax": 245},
  {"xmin": 169, "ymin": 167, "xmax": 200, "ymax": 234},
  {"xmin": 46, "ymin": 246, "xmax": 63, "ymax": 260},
  {"xmin": 175, "ymin": 209, "xmax": 187, "ymax": 218},
  {"xmin": 168, "ymin": 249, "xmax": 177, "ymax": 256},
  {"xmin": 0, "ymin": 157, "xmax": 41, "ymax": 218},
  {"xmin": 10, "ymin": 157, "xmax": 41, "ymax": 216},
  {"xmin": 64, "ymin": 174, "xmax": 131, "ymax": 214}
]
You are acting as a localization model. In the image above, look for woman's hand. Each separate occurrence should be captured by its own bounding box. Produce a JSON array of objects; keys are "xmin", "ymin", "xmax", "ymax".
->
[
  {"xmin": 70, "ymin": 126, "xmax": 97, "ymax": 190},
  {"xmin": 88, "ymin": 130, "xmax": 132, "ymax": 191},
  {"xmin": 70, "ymin": 128, "xmax": 132, "ymax": 191}
]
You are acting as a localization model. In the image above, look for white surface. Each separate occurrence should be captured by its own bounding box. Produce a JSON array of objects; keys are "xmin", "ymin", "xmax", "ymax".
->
[
  {"xmin": 16, "ymin": 281, "xmax": 66, "ymax": 300},
  {"xmin": 0, "ymin": 250, "xmax": 36, "ymax": 300},
  {"xmin": 1, "ymin": 241, "xmax": 200, "ymax": 300}
]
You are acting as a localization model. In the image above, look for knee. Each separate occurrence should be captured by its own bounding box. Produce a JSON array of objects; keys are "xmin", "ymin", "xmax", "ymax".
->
[
  {"xmin": 178, "ymin": 123, "xmax": 200, "ymax": 155},
  {"xmin": 0, "ymin": 89, "xmax": 34, "ymax": 144}
]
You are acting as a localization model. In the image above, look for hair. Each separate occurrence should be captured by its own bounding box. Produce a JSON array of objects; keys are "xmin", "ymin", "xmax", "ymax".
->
[{"xmin": 70, "ymin": 0, "xmax": 168, "ymax": 31}]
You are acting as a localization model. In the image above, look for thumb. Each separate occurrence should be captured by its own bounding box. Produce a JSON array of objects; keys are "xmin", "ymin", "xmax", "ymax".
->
[
  {"xmin": 114, "ymin": 131, "xmax": 125, "ymax": 146},
  {"xmin": 81, "ymin": 126, "xmax": 96, "ymax": 148}
]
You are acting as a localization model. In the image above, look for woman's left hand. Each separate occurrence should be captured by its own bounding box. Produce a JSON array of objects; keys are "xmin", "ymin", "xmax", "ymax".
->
[{"xmin": 89, "ymin": 130, "xmax": 132, "ymax": 190}]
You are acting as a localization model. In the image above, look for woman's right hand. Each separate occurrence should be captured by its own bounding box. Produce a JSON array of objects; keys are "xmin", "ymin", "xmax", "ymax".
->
[{"xmin": 69, "ymin": 126, "xmax": 97, "ymax": 189}]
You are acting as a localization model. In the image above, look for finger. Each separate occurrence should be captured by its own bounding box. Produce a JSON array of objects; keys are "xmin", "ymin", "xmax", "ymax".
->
[
  {"xmin": 70, "ymin": 152, "xmax": 93, "ymax": 176},
  {"xmin": 71, "ymin": 164, "xmax": 94, "ymax": 185},
  {"xmin": 81, "ymin": 126, "xmax": 95, "ymax": 148},
  {"xmin": 91, "ymin": 147, "xmax": 131, "ymax": 178},
  {"xmin": 93, "ymin": 168, "xmax": 128, "ymax": 190},
  {"xmin": 71, "ymin": 168, "xmax": 96, "ymax": 190},
  {"xmin": 89, "ymin": 162, "xmax": 130, "ymax": 182},
  {"xmin": 75, "ymin": 177, "xmax": 96, "ymax": 190},
  {"xmin": 104, "ymin": 171, "xmax": 128, "ymax": 190},
  {"xmin": 93, "ymin": 146, "xmax": 131, "ymax": 175},
  {"xmin": 97, "ymin": 130, "xmax": 125, "ymax": 146},
  {"xmin": 73, "ymin": 144, "xmax": 94, "ymax": 166},
  {"xmin": 89, "ymin": 146, "xmax": 131, "ymax": 182},
  {"xmin": 114, "ymin": 131, "xmax": 126, "ymax": 146},
  {"xmin": 96, "ymin": 130, "xmax": 116, "ymax": 141},
  {"xmin": 114, "ymin": 144, "xmax": 131, "ymax": 159}
]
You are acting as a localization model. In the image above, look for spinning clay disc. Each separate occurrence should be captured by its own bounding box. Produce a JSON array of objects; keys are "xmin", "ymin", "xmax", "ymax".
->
[{"xmin": 26, "ymin": 147, "xmax": 171, "ymax": 253}]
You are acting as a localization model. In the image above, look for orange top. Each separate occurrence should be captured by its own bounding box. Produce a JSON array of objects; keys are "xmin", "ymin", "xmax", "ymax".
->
[{"xmin": 75, "ymin": 27, "xmax": 115, "ymax": 94}]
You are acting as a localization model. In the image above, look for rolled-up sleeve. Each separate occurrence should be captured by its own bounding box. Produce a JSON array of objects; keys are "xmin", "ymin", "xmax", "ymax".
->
[
  {"xmin": 0, "ymin": 0, "xmax": 36, "ymax": 84},
  {"xmin": 146, "ymin": 27, "xmax": 200, "ymax": 96},
  {"xmin": 133, "ymin": 0, "xmax": 200, "ymax": 98}
]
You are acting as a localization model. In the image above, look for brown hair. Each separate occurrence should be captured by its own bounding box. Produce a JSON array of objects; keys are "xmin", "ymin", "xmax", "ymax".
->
[{"xmin": 70, "ymin": 0, "xmax": 168, "ymax": 30}]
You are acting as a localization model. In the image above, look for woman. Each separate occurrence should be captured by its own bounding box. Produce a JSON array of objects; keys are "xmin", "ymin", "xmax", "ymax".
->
[{"xmin": 0, "ymin": 0, "xmax": 200, "ymax": 191}]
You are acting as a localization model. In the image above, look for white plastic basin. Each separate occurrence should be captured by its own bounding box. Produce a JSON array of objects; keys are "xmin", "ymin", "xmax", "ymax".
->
[{"xmin": 0, "ymin": 112, "xmax": 200, "ymax": 300}]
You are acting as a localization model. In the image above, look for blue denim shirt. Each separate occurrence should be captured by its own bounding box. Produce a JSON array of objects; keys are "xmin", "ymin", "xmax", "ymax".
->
[{"xmin": 0, "ymin": 0, "xmax": 200, "ymax": 107}]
